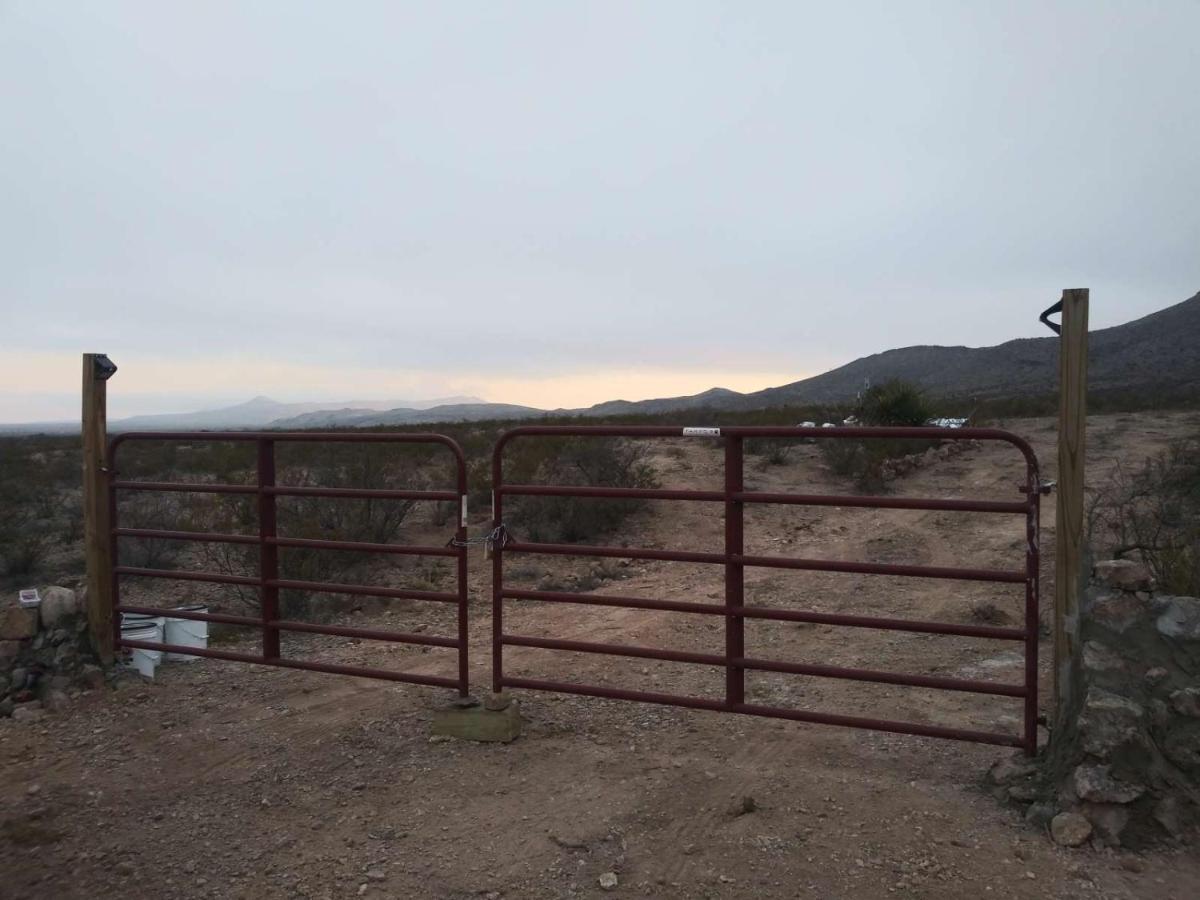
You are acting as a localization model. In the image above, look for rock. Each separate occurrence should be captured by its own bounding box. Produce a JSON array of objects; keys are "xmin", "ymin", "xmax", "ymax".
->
[
  {"xmin": 988, "ymin": 753, "xmax": 1037, "ymax": 786},
  {"xmin": 1144, "ymin": 666, "xmax": 1169, "ymax": 686},
  {"xmin": 9, "ymin": 666, "xmax": 28, "ymax": 690},
  {"xmin": 1169, "ymin": 687, "xmax": 1200, "ymax": 718},
  {"xmin": 1080, "ymin": 803, "xmax": 1129, "ymax": 846},
  {"xmin": 1088, "ymin": 592, "xmax": 1146, "ymax": 634},
  {"xmin": 0, "ymin": 697, "xmax": 13, "ymax": 718},
  {"xmin": 365, "ymin": 870, "xmax": 386, "ymax": 882},
  {"xmin": 1024, "ymin": 802, "xmax": 1056, "ymax": 827},
  {"xmin": 49, "ymin": 628, "xmax": 70, "ymax": 646},
  {"xmin": 78, "ymin": 664, "xmax": 105, "ymax": 691},
  {"xmin": 598, "ymin": 872, "xmax": 619, "ymax": 891},
  {"xmin": 1162, "ymin": 721, "xmax": 1200, "ymax": 770},
  {"xmin": 1007, "ymin": 783, "xmax": 1041, "ymax": 803},
  {"xmin": 1153, "ymin": 796, "xmax": 1186, "ymax": 839},
  {"xmin": 1050, "ymin": 812, "xmax": 1092, "ymax": 847},
  {"xmin": 1078, "ymin": 689, "xmax": 1144, "ymax": 759},
  {"xmin": 1156, "ymin": 596, "xmax": 1200, "ymax": 641},
  {"xmin": 1082, "ymin": 641, "xmax": 1127, "ymax": 675},
  {"xmin": 46, "ymin": 674, "xmax": 71, "ymax": 692},
  {"xmin": 731, "ymin": 795, "xmax": 757, "ymax": 816},
  {"xmin": 12, "ymin": 703, "xmax": 46, "ymax": 723},
  {"xmin": 0, "ymin": 673, "xmax": 8, "ymax": 697},
  {"xmin": 38, "ymin": 587, "xmax": 78, "ymax": 629},
  {"xmin": 1072, "ymin": 765, "xmax": 1145, "ymax": 804},
  {"xmin": 0, "ymin": 640, "xmax": 20, "ymax": 665},
  {"xmin": 42, "ymin": 690, "xmax": 69, "ymax": 713},
  {"xmin": 1093, "ymin": 560, "xmax": 1153, "ymax": 592},
  {"xmin": 0, "ymin": 604, "xmax": 38, "ymax": 641}
]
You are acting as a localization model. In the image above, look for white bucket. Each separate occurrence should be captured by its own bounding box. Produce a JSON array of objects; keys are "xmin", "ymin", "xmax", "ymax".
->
[
  {"xmin": 120, "ymin": 621, "xmax": 163, "ymax": 678},
  {"xmin": 165, "ymin": 605, "xmax": 209, "ymax": 662}
]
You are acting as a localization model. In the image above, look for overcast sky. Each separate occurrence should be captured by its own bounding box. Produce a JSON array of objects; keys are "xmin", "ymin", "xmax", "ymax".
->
[{"xmin": 2, "ymin": 2, "xmax": 1197, "ymax": 422}]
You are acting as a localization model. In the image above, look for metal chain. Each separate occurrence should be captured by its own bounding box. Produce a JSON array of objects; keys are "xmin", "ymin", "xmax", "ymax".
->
[{"xmin": 446, "ymin": 523, "xmax": 511, "ymax": 550}]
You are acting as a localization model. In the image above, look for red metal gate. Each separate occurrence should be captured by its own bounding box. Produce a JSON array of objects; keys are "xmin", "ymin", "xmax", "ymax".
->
[
  {"xmin": 491, "ymin": 425, "xmax": 1042, "ymax": 753},
  {"xmin": 108, "ymin": 431, "xmax": 469, "ymax": 695}
]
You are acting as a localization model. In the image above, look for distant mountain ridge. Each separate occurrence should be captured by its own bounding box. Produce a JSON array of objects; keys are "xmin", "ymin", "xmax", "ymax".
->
[
  {"xmin": 578, "ymin": 289, "xmax": 1200, "ymax": 415},
  {"xmin": 268, "ymin": 402, "xmax": 545, "ymax": 429},
  {"xmin": 110, "ymin": 394, "xmax": 485, "ymax": 431},
  {"xmin": 3, "ymin": 290, "xmax": 1196, "ymax": 434}
]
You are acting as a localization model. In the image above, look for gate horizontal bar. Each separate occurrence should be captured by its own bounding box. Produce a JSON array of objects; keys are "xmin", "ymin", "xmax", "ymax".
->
[
  {"xmin": 501, "ymin": 633, "xmax": 1023, "ymax": 697},
  {"xmin": 501, "ymin": 588, "xmax": 1026, "ymax": 640},
  {"xmin": 115, "ymin": 566, "xmax": 460, "ymax": 602},
  {"xmin": 499, "ymin": 483, "xmax": 1027, "ymax": 514},
  {"xmin": 116, "ymin": 527, "xmax": 258, "ymax": 545},
  {"xmin": 111, "ymin": 480, "xmax": 455, "ymax": 502},
  {"xmin": 738, "ymin": 553, "xmax": 1026, "ymax": 583},
  {"xmin": 116, "ymin": 565, "xmax": 261, "ymax": 587},
  {"xmin": 117, "ymin": 603, "xmax": 457, "ymax": 647},
  {"xmin": 505, "ymin": 541, "xmax": 1024, "ymax": 583},
  {"xmin": 112, "ymin": 480, "xmax": 257, "ymax": 495},
  {"xmin": 118, "ymin": 603, "xmax": 262, "ymax": 628},
  {"xmin": 733, "ymin": 491, "xmax": 1029, "ymax": 514},
  {"xmin": 265, "ymin": 485, "xmax": 458, "ymax": 502},
  {"xmin": 499, "ymin": 676, "xmax": 1022, "ymax": 748},
  {"xmin": 500, "ymin": 484, "xmax": 725, "ymax": 502},
  {"xmin": 111, "ymin": 430, "xmax": 464, "ymax": 445},
  {"xmin": 506, "ymin": 540, "xmax": 723, "ymax": 565},
  {"xmin": 269, "ymin": 578, "xmax": 459, "ymax": 603},
  {"xmin": 118, "ymin": 638, "xmax": 460, "ymax": 688},
  {"xmin": 115, "ymin": 527, "xmax": 457, "ymax": 557},
  {"xmin": 267, "ymin": 536, "xmax": 458, "ymax": 556}
]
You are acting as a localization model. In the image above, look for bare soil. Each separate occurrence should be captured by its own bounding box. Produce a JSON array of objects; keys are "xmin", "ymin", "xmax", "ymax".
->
[{"xmin": 3, "ymin": 411, "xmax": 1200, "ymax": 899}]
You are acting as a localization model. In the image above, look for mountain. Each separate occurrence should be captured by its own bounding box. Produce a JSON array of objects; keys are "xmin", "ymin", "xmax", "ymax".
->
[
  {"xmin": 582, "ymin": 387, "xmax": 747, "ymax": 417},
  {"xmin": 592, "ymin": 289, "xmax": 1200, "ymax": 415},
  {"xmin": 110, "ymin": 395, "xmax": 484, "ymax": 431},
  {"xmin": 267, "ymin": 402, "xmax": 545, "ymax": 429}
]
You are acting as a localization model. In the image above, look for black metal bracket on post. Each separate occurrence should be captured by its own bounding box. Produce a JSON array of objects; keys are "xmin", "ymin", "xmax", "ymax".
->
[{"xmin": 1039, "ymin": 300, "xmax": 1064, "ymax": 335}]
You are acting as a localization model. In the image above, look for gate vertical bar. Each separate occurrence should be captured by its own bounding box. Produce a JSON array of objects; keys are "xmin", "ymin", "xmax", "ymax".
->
[
  {"xmin": 725, "ymin": 435, "xmax": 745, "ymax": 706},
  {"xmin": 258, "ymin": 439, "xmax": 280, "ymax": 660},
  {"xmin": 1023, "ymin": 471, "xmax": 1041, "ymax": 756},
  {"xmin": 491, "ymin": 454, "xmax": 504, "ymax": 696},
  {"xmin": 455, "ymin": 467, "xmax": 469, "ymax": 697}
]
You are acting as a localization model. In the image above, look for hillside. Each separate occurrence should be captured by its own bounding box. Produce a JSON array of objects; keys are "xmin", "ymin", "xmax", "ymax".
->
[
  {"xmin": 593, "ymin": 289, "xmax": 1200, "ymax": 415},
  {"xmin": 268, "ymin": 402, "xmax": 545, "ymax": 429}
]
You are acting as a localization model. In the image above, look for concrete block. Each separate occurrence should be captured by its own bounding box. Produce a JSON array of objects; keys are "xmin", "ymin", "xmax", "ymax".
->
[{"xmin": 432, "ymin": 699, "xmax": 523, "ymax": 743}]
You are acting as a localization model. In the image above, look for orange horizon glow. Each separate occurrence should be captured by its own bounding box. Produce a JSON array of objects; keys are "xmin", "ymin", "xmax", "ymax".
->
[{"xmin": 0, "ymin": 351, "xmax": 814, "ymax": 421}]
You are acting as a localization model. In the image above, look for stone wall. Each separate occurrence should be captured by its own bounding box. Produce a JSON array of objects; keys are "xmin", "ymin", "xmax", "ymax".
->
[
  {"xmin": 989, "ymin": 559, "xmax": 1199, "ymax": 849},
  {"xmin": 0, "ymin": 586, "xmax": 104, "ymax": 723}
]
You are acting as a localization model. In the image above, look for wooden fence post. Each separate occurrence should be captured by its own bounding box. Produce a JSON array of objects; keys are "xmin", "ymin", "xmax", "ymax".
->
[
  {"xmin": 1053, "ymin": 289, "xmax": 1088, "ymax": 727},
  {"xmin": 82, "ymin": 353, "xmax": 115, "ymax": 664}
]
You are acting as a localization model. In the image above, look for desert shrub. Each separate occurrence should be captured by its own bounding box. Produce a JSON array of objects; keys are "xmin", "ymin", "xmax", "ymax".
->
[
  {"xmin": 818, "ymin": 380, "xmax": 935, "ymax": 492},
  {"xmin": 857, "ymin": 379, "xmax": 933, "ymax": 427},
  {"xmin": 506, "ymin": 437, "xmax": 659, "ymax": 543},
  {"xmin": 1090, "ymin": 431, "xmax": 1200, "ymax": 595},
  {"xmin": 188, "ymin": 446, "xmax": 424, "ymax": 618},
  {"xmin": 749, "ymin": 437, "xmax": 792, "ymax": 466}
]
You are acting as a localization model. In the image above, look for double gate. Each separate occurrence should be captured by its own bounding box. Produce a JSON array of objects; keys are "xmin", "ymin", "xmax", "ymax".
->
[{"xmin": 108, "ymin": 425, "xmax": 1041, "ymax": 753}]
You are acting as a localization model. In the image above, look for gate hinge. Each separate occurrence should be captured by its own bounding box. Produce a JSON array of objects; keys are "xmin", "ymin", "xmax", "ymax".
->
[{"xmin": 1038, "ymin": 480, "xmax": 1056, "ymax": 495}]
